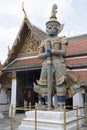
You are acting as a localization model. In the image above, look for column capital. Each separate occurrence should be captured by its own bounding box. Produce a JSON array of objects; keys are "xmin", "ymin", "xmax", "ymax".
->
[{"xmin": 11, "ymin": 72, "xmax": 16, "ymax": 79}]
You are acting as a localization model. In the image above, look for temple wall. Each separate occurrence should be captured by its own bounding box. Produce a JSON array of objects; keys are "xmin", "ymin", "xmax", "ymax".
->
[{"xmin": 0, "ymin": 88, "xmax": 8, "ymax": 111}]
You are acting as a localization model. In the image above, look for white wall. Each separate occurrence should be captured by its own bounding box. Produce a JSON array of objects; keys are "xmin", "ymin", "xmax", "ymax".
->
[
  {"xmin": 0, "ymin": 88, "xmax": 8, "ymax": 111},
  {"xmin": 73, "ymin": 92, "xmax": 85, "ymax": 115}
]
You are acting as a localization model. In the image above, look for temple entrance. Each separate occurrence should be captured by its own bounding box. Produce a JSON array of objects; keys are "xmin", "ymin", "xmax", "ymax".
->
[
  {"xmin": 16, "ymin": 69, "xmax": 73, "ymax": 112},
  {"xmin": 24, "ymin": 88, "xmax": 38, "ymax": 107},
  {"xmin": 16, "ymin": 70, "xmax": 40, "ymax": 113}
]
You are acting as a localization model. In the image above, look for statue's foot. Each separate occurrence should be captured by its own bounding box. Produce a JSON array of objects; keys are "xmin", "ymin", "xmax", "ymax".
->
[
  {"xmin": 54, "ymin": 105, "xmax": 58, "ymax": 110},
  {"xmin": 36, "ymin": 104, "xmax": 46, "ymax": 110},
  {"xmin": 59, "ymin": 105, "xmax": 64, "ymax": 111},
  {"xmin": 56, "ymin": 104, "xmax": 64, "ymax": 111}
]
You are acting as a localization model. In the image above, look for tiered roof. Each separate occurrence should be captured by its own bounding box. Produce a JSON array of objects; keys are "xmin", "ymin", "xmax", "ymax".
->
[{"xmin": 66, "ymin": 35, "xmax": 87, "ymax": 85}]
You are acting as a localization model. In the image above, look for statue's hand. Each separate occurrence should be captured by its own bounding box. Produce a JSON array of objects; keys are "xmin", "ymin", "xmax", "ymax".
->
[{"xmin": 46, "ymin": 48, "xmax": 52, "ymax": 57}]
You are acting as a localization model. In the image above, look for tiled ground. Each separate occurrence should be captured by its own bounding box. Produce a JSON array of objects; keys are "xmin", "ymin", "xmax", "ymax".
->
[
  {"xmin": 0, "ymin": 113, "xmax": 25, "ymax": 130},
  {"xmin": 0, "ymin": 118, "xmax": 20, "ymax": 130}
]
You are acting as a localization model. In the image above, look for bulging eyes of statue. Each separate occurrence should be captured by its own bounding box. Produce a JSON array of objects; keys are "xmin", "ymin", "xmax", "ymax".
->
[{"xmin": 47, "ymin": 25, "xmax": 52, "ymax": 30}]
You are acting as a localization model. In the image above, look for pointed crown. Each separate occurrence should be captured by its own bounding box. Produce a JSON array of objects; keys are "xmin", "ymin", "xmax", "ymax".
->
[{"xmin": 46, "ymin": 4, "xmax": 64, "ymax": 33}]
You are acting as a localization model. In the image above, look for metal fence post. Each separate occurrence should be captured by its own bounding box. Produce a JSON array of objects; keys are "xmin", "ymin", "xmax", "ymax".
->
[
  {"xmin": 76, "ymin": 105, "xmax": 79, "ymax": 130},
  {"xmin": 11, "ymin": 105, "xmax": 13, "ymax": 130},
  {"xmin": 85, "ymin": 103, "xmax": 87, "ymax": 125},
  {"xmin": 64, "ymin": 105, "xmax": 66, "ymax": 130},
  {"xmin": 35, "ymin": 103, "xmax": 37, "ymax": 130}
]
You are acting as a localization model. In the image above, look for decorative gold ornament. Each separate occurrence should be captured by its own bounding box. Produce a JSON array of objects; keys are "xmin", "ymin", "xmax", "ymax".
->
[
  {"xmin": 11, "ymin": 72, "xmax": 16, "ymax": 79},
  {"xmin": 18, "ymin": 32, "xmax": 40, "ymax": 56},
  {"xmin": 22, "ymin": 2, "xmax": 27, "ymax": 19}
]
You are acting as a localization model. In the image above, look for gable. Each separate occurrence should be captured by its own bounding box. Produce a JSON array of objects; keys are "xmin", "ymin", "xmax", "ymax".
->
[
  {"xmin": 17, "ymin": 28, "xmax": 41, "ymax": 58},
  {"xmin": 3, "ymin": 18, "xmax": 47, "ymax": 67}
]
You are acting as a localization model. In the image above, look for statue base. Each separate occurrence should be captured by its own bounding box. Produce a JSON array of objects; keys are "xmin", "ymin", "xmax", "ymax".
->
[
  {"xmin": 0, "ymin": 112, "xmax": 4, "ymax": 119},
  {"xmin": 18, "ymin": 110, "xmax": 85, "ymax": 130}
]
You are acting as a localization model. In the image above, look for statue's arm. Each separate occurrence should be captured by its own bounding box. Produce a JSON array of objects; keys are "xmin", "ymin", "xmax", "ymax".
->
[
  {"xmin": 52, "ymin": 43, "xmax": 67, "ymax": 56},
  {"xmin": 38, "ymin": 46, "xmax": 46, "ymax": 58}
]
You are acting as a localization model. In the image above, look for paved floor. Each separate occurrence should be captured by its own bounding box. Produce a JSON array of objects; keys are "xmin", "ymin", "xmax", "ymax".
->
[
  {"xmin": 0, "ymin": 118, "xmax": 20, "ymax": 130},
  {"xmin": 80, "ymin": 126, "xmax": 87, "ymax": 130},
  {"xmin": 0, "ymin": 113, "xmax": 25, "ymax": 130},
  {"xmin": 0, "ymin": 113, "xmax": 87, "ymax": 130}
]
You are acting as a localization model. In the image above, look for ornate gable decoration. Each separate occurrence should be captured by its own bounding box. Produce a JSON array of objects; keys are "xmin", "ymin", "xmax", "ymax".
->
[{"xmin": 18, "ymin": 30, "xmax": 41, "ymax": 57}]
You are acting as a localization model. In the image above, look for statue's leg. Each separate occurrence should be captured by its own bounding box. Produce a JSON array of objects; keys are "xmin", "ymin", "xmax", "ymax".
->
[
  {"xmin": 41, "ymin": 86, "xmax": 48, "ymax": 108},
  {"xmin": 56, "ymin": 85, "xmax": 66, "ymax": 110},
  {"xmin": 38, "ymin": 94, "xmax": 42, "ymax": 105},
  {"xmin": 44, "ymin": 95, "xmax": 48, "ymax": 108},
  {"xmin": 53, "ymin": 94, "xmax": 58, "ymax": 109},
  {"xmin": 57, "ymin": 95, "xmax": 66, "ymax": 110}
]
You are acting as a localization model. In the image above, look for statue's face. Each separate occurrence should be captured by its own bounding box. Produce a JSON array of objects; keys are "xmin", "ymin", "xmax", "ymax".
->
[{"xmin": 46, "ymin": 22, "xmax": 58, "ymax": 37}]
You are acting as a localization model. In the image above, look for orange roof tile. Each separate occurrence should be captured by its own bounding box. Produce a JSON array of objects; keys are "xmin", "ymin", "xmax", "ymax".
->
[
  {"xmin": 67, "ymin": 38, "xmax": 87, "ymax": 54},
  {"xmin": 67, "ymin": 70, "xmax": 87, "ymax": 83},
  {"xmin": 12, "ymin": 58, "xmax": 43, "ymax": 67},
  {"xmin": 66, "ymin": 57, "xmax": 87, "ymax": 65}
]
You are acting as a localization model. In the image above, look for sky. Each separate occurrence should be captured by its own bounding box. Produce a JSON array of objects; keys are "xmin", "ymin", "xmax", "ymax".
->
[{"xmin": 0, "ymin": 0, "xmax": 87, "ymax": 63}]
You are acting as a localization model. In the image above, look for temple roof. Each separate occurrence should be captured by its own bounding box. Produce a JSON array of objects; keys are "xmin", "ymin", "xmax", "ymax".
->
[
  {"xmin": 3, "ymin": 57, "xmax": 43, "ymax": 72},
  {"xmin": 67, "ymin": 70, "xmax": 87, "ymax": 85},
  {"xmin": 3, "ymin": 56, "xmax": 87, "ymax": 84},
  {"xmin": 66, "ymin": 57, "xmax": 87, "ymax": 69},
  {"xmin": 3, "ymin": 17, "xmax": 47, "ymax": 67},
  {"xmin": 67, "ymin": 34, "xmax": 87, "ymax": 57}
]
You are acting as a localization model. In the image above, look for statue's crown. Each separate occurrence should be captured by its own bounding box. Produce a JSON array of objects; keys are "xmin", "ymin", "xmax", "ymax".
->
[
  {"xmin": 46, "ymin": 4, "xmax": 64, "ymax": 33},
  {"xmin": 46, "ymin": 4, "xmax": 58, "ymax": 24}
]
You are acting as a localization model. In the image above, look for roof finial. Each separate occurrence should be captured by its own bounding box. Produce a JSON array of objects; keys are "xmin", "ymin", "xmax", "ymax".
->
[
  {"xmin": 0, "ymin": 60, "xmax": 2, "ymax": 66},
  {"xmin": 22, "ymin": 2, "xmax": 27, "ymax": 19},
  {"xmin": 8, "ymin": 45, "xmax": 11, "ymax": 56}
]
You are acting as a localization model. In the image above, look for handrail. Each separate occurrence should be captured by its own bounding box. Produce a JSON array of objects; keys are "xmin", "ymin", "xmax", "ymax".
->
[
  {"xmin": 0, "ymin": 103, "xmax": 8, "ymax": 105},
  {"xmin": 10, "ymin": 104, "xmax": 86, "ymax": 130},
  {"xmin": 0, "ymin": 103, "xmax": 9, "ymax": 113}
]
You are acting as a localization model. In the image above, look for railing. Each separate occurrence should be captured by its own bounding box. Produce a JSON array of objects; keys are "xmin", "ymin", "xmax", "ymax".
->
[
  {"xmin": 10, "ymin": 103, "xmax": 35, "ymax": 130},
  {"xmin": 9, "ymin": 103, "xmax": 86, "ymax": 130}
]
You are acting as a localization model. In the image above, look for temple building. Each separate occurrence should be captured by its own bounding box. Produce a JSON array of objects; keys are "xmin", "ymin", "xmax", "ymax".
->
[{"xmin": 0, "ymin": 11, "xmax": 87, "ymax": 116}]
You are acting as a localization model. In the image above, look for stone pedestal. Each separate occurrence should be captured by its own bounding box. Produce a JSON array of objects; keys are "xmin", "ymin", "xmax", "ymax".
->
[
  {"xmin": 73, "ymin": 93, "xmax": 84, "ymax": 115},
  {"xmin": 18, "ymin": 110, "xmax": 85, "ymax": 130},
  {"xmin": 0, "ymin": 113, "xmax": 4, "ymax": 119}
]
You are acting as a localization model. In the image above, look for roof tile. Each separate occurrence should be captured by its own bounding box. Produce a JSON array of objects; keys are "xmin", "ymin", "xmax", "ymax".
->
[{"xmin": 67, "ymin": 38, "xmax": 87, "ymax": 54}]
